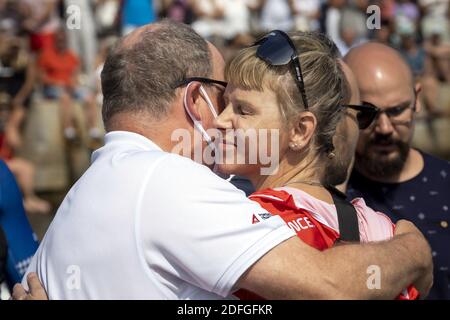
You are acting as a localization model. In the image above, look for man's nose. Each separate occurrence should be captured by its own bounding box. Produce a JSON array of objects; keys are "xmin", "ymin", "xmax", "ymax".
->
[{"xmin": 374, "ymin": 112, "xmax": 395, "ymax": 135}]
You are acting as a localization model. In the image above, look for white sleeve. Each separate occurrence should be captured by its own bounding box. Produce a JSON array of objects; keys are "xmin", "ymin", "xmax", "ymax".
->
[{"xmin": 139, "ymin": 154, "xmax": 295, "ymax": 297}]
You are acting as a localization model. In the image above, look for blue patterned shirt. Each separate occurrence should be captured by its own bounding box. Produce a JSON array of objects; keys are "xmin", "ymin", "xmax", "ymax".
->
[{"xmin": 347, "ymin": 151, "xmax": 450, "ymax": 300}]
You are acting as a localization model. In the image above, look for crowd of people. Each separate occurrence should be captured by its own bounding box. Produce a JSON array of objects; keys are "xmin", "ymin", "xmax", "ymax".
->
[
  {"xmin": 0, "ymin": 0, "xmax": 449, "ymax": 301},
  {"xmin": 0, "ymin": 1, "xmax": 449, "ymax": 211}
]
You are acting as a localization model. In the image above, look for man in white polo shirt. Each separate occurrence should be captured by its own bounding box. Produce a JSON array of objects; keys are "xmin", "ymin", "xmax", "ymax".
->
[{"xmin": 20, "ymin": 21, "xmax": 432, "ymax": 300}]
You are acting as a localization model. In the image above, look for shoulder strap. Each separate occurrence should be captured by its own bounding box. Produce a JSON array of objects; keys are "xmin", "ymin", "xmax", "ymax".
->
[{"xmin": 326, "ymin": 185, "xmax": 360, "ymax": 243}]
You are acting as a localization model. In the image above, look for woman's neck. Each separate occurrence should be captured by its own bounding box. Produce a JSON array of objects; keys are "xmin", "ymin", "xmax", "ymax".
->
[{"xmin": 249, "ymin": 152, "xmax": 334, "ymax": 204}]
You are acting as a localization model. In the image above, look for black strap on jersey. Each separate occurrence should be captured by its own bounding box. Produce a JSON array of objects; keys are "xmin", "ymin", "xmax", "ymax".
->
[{"xmin": 326, "ymin": 185, "xmax": 360, "ymax": 243}]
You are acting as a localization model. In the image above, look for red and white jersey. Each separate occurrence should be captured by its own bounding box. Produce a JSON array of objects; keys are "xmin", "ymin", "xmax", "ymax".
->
[{"xmin": 235, "ymin": 187, "xmax": 419, "ymax": 300}]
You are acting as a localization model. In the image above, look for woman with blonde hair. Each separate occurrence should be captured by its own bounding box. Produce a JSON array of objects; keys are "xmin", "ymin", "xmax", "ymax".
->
[{"xmin": 213, "ymin": 30, "xmax": 418, "ymax": 299}]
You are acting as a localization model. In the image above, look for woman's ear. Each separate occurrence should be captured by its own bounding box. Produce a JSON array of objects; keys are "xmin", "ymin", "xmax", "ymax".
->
[
  {"xmin": 288, "ymin": 111, "xmax": 317, "ymax": 151},
  {"xmin": 184, "ymin": 82, "xmax": 204, "ymax": 122}
]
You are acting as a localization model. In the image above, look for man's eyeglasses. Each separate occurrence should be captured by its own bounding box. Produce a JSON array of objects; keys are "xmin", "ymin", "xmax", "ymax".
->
[
  {"xmin": 253, "ymin": 30, "xmax": 309, "ymax": 110},
  {"xmin": 174, "ymin": 77, "xmax": 227, "ymax": 89},
  {"xmin": 342, "ymin": 104, "xmax": 379, "ymax": 130},
  {"xmin": 360, "ymin": 100, "xmax": 416, "ymax": 127}
]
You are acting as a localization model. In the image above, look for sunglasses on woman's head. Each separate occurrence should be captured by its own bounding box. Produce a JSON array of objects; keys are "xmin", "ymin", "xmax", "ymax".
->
[{"xmin": 253, "ymin": 30, "xmax": 309, "ymax": 110}]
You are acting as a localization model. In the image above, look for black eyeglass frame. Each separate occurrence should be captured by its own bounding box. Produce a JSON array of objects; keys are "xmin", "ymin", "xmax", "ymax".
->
[
  {"xmin": 342, "ymin": 103, "xmax": 379, "ymax": 130},
  {"xmin": 253, "ymin": 30, "xmax": 309, "ymax": 110},
  {"xmin": 174, "ymin": 77, "xmax": 228, "ymax": 89},
  {"xmin": 361, "ymin": 100, "xmax": 417, "ymax": 123}
]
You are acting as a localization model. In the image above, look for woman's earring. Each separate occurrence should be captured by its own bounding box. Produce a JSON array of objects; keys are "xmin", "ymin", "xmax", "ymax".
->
[
  {"xmin": 290, "ymin": 143, "xmax": 300, "ymax": 151},
  {"xmin": 327, "ymin": 152, "xmax": 336, "ymax": 159}
]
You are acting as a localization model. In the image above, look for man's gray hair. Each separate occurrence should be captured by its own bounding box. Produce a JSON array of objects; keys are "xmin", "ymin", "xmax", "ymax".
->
[{"xmin": 101, "ymin": 20, "xmax": 212, "ymax": 128}]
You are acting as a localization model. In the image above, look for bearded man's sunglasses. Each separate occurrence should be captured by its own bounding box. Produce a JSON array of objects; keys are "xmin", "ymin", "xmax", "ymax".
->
[{"xmin": 343, "ymin": 104, "xmax": 379, "ymax": 130}]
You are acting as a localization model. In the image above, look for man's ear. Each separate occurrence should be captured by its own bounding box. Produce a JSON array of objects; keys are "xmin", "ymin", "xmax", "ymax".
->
[
  {"xmin": 414, "ymin": 82, "xmax": 422, "ymax": 113},
  {"xmin": 184, "ymin": 82, "xmax": 204, "ymax": 122},
  {"xmin": 289, "ymin": 111, "xmax": 317, "ymax": 151}
]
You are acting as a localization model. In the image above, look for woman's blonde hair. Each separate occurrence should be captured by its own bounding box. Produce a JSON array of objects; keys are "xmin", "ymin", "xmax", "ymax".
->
[{"xmin": 225, "ymin": 32, "xmax": 350, "ymax": 157}]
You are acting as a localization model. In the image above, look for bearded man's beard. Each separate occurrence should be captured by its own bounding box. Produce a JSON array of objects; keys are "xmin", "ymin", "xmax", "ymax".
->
[
  {"xmin": 323, "ymin": 142, "xmax": 354, "ymax": 187},
  {"xmin": 355, "ymin": 134, "xmax": 410, "ymax": 178}
]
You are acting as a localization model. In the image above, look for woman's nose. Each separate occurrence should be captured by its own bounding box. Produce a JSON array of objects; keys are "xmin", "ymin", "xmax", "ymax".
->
[{"xmin": 213, "ymin": 105, "xmax": 234, "ymax": 130}]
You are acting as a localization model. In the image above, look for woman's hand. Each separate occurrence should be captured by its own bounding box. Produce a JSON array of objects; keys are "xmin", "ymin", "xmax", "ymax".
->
[{"xmin": 12, "ymin": 273, "xmax": 48, "ymax": 300}]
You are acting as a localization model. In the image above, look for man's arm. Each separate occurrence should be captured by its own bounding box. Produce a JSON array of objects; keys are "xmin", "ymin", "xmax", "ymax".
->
[
  {"xmin": 13, "ymin": 221, "xmax": 432, "ymax": 300},
  {"xmin": 238, "ymin": 220, "xmax": 433, "ymax": 299}
]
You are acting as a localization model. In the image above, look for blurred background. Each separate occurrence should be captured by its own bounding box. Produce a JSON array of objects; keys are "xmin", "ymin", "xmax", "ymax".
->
[{"xmin": 0, "ymin": 0, "xmax": 449, "ymax": 240}]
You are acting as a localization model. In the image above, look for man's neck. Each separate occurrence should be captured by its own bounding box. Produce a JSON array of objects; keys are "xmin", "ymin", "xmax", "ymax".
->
[
  {"xmin": 106, "ymin": 113, "xmax": 184, "ymax": 154},
  {"xmin": 356, "ymin": 148, "xmax": 424, "ymax": 184}
]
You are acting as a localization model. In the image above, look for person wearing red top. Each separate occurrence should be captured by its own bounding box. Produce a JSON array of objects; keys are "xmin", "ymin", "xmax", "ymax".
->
[
  {"xmin": 37, "ymin": 28, "xmax": 101, "ymax": 144},
  {"xmin": 214, "ymin": 31, "xmax": 420, "ymax": 299},
  {"xmin": 38, "ymin": 40, "xmax": 79, "ymax": 88}
]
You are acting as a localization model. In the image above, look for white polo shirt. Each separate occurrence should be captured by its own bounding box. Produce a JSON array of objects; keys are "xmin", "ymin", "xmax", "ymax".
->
[{"xmin": 23, "ymin": 131, "xmax": 295, "ymax": 299}]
